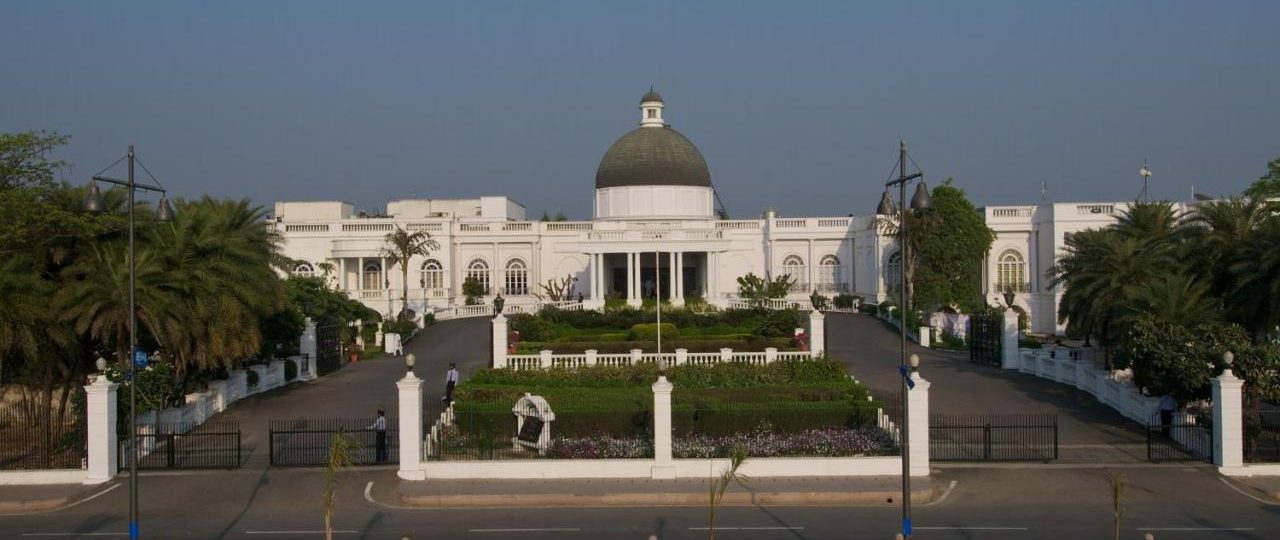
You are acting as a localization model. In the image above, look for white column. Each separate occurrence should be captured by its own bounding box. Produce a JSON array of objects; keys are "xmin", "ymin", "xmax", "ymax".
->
[
  {"xmin": 707, "ymin": 252, "xmax": 717, "ymax": 300},
  {"xmin": 1001, "ymin": 309, "xmax": 1020, "ymax": 369},
  {"xmin": 83, "ymin": 376, "xmax": 118, "ymax": 484},
  {"xmin": 651, "ymin": 376, "xmax": 675, "ymax": 479},
  {"xmin": 590, "ymin": 254, "xmax": 599, "ymax": 299},
  {"xmin": 809, "ymin": 310, "xmax": 825, "ymax": 358},
  {"xmin": 299, "ymin": 317, "xmax": 317, "ymax": 381},
  {"xmin": 807, "ymin": 239, "xmax": 815, "ymax": 294},
  {"xmin": 676, "ymin": 252, "xmax": 685, "ymax": 300},
  {"xmin": 908, "ymin": 371, "xmax": 931, "ymax": 477},
  {"xmin": 492, "ymin": 314, "xmax": 508, "ymax": 369},
  {"xmin": 397, "ymin": 371, "xmax": 425, "ymax": 480},
  {"xmin": 358, "ymin": 257, "xmax": 365, "ymax": 290},
  {"xmin": 669, "ymin": 251, "xmax": 680, "ymax": 305},
  {"xmin": 1213, "ymin": 362, "xmax": 1245, "ymax": 473},
  {"xmin": 628, "ymin": 252, "xmax": 641, "ymax": 307},
  {"xmin": 339, "ymin": 258, "xmax": 348, "ymax": 290}
]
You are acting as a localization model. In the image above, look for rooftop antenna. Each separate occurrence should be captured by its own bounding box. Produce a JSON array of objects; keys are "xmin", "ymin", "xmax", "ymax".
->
[
  {"xmin": 1040, "ymin": 181, "xmax": 1047, "ymax": 204},
  {"xmin": 1137, "ymin": 159, "xmax": 1153, "ymax": 202}
]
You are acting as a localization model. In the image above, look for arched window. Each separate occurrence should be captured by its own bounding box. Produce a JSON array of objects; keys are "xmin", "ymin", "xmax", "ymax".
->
[
  {"xmin": 818, "ymin": 254, "xmax": 842, "ymax": 292},
  {"xmin": 780, "ymin": 255, "xmax": 806, "ymax": 292},
  {"xmin": 421, "ymin": 259, "xmax": 444, "ymax": 290},
  {"xmin": 362, "ymin": 261, "xmax": 383, "ymax": 290},
  {"xmin": 996, "ymin": 250, "xmax": 1027, "ymax": 293},
  {"xmin": 504, "ymin": 259, "xmax": 529, "ymax": 296},
  {"xmin": 467, "ymin": 259, "xmax": 491, "ymax": 294},
  {"xmin": 293, "ymin": 262, "xmax": 315, "ymax": 278},
  {"xmin": 885, "ymin": 251, "xmax": 902, "ymax": 293}
]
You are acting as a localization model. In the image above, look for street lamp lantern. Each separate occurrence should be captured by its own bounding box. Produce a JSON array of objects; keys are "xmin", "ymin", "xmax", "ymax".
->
[
  {"xmin": 83, "ymin": 180, "xmax": 104, "ymax": 213},
  {"xmin": 405, "ymin": 353, "xmax": 416, "ymax": 371},
  {"xmin": 909, "ymin": 354, "xmax": 920, "ymax": 371},
  {"xmin": 156, "ymin": 195, "xmax": 174, "ymax": 222},
  {"xmin": 1222, "ymin": 351, "xmax": 1234, "ymax": 367},
  {"xmin": 910, "ymin": 180, "xmax": 931, "ymax": 210}
]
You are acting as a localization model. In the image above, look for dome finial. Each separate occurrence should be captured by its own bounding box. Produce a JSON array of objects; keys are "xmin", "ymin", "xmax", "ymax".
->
[{"xmin": 640, "ymin": 87, "xmax": 666, "ymax": 127}]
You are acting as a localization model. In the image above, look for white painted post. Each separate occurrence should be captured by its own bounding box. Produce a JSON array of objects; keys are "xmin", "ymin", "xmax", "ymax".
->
[
  {"xmin": 492, "ymin": 314, "xmax": 508, "ymax": 368},
  {"xmin": 585, "ymin": 349, "xmax": 598, "ymax": 366},
  {"xmin": 375, "ymin": 321, "xmax": 385, "ymax": 347},
  {"xmin": 674, "ymin": 348, "xmax": 687, "ymax": 366},
  {"xmin": 809, "ymin": 310, "xmax": 826, "ymax": 358},
  {"xmin": 84, "ymin": 375, "xmax": 118, "ymax": 484},
  {"xmin": 1001, "ymin": 309, "xmax": 1019, "ymax": 369},
  {"xmin": 720, "ymin": 347, "xmax": 733, "ymax": 363},
  {"xmin": 651, "ymin": 376, "xmax": 675, "ymax": 479},
  {"xmin": 397, "ymin": 369, "xmax": 425, "ymax": 481},
  {"xmin": 299, "ymin": 317, "xmax": 317, "ymax": 381},
  {"xmin": 539, "ymin": 349, "xmax": 553, "ymax": 369},
  {"xmin": 764, "ymin": 347, "xmax": 778, "ymax": 363},
  {"xmin": 630, "ymin": 348, "xmax": 643, "ymax": 365},
  {"xmin": 1213, "ymin": 354, "xmax": 1245, "ymax": 473},
  {"xmin": 917, "ymin": 326, "xmax": 930, "ymax": 348},
  {"xmin": 907, "ymin": 371, "xmax": 931, "ymax": 477}
]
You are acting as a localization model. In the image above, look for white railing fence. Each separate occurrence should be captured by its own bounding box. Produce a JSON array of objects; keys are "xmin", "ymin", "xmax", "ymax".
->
[{"xmin": 501, "ymin": 347, "xmax": 812, "ymax": 370}]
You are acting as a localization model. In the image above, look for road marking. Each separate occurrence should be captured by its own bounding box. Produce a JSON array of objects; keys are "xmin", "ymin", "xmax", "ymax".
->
[
  {"xmin": 1137, "ymin": 527, "xmax": 1256, "ymax": 532},
  {"xmin": 919, "ymin": 480, "xmax": 958, "ymax": 506},
  {"xmin": 1219, "ymin": 476, "xmax": 1280, "ymax": 506},
  {"xmin": 245, "ymin": 531, "xmax": 358, "ymax": 535},
  {"xmin": 914, "ymin": 527, "xmax": 1028, "ymax": 531},
  {"xmin": 21, "ymin": 534, "xmax": 127, "ymax": 537},
  {"xmin": 687, "ymin": 527, "xmax": 804, "ymax": 531},
  {"xmin": 469, "ymin": 528, "xmax": 581, "ymax": 533}
]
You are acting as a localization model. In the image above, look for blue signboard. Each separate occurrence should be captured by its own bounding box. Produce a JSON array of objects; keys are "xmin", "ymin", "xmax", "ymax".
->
[
  {"xmin": 133, "ymin": 348, "xmax": 148, "ymax": 369},
  {"xmin": 898, "ymin": 365, "xmax": 916, "ymax": 390}
]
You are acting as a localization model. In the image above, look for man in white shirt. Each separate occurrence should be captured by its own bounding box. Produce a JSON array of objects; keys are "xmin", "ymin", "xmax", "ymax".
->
[
  {"xmin": 443, "ymin": 363, "xmax": 459, "ymax": 405},
  {"xmin": 368, "ymin": 409, "xmax": 388, "ymax": 462}
]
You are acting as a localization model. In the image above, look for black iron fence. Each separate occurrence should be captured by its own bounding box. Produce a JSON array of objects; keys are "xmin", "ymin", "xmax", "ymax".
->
[
  {"xmin": 269, "ymin": 417, "xmax": 397, "ymax": 467},
  {"xmin": 1146, "ymin": 413, "xmax": 1213, "ymax": 463},
  {"xmin": 429, "ymin": 394, "xmax": 653, "ymax": 461},
  {"xmin": 930, "ymin": 413, "xmax": 1058, "ymax": 461},
  {"xmin": 1245, "ymin": 411, "xmax": 1280, "ymax": 463},
  {"xmin": 119, "ymin": 421, "xmax": 242, "ymax": 470},
  {"xmin": 0, "ymin": 404, "xmax": 86, "ymax": 470},
  {"xmin": 968, "ymin": 314, "xmax": 1002, "ymax": 367},
  {"xmin": 316, "ymin": 324, "xmax": 343, "ymax": 376}
]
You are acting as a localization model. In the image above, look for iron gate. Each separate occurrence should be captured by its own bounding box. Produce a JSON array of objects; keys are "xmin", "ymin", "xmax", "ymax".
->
[
  {"xmin": 1147, "ymin": 413, "xmax": 1213, "ymax": 463},
  {"xmin": 269, "ymin": 418, "xmax": 398, "ymax": 467},
  {"xmin": 931, "ymin": 413, "xmax": 1058, "ymax": 461},
  {"xmin": 316, "ymin": 323, "xmax": 342, "ymax": 376},
  {"xmin": 968, "ymin": 313, "xmax": 1002, "ymax": 367},
  {"xmin": 119, "ymin": 421, "xmax": 242, "ymax": 470}
]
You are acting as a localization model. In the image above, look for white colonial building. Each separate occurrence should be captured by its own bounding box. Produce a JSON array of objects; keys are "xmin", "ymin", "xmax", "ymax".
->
[{"xmin": 272, "ymin": 90, "xmax": 1158, "ymax": 335}]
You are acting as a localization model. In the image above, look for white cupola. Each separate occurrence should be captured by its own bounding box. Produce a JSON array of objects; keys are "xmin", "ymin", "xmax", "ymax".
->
[{"xmin": 640, "ymin": 88, "xmax": 665, "ymax": 127}]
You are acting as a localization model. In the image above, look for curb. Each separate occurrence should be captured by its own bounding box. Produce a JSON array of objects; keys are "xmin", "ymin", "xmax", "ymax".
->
[
  {"xmin": 397, "ymin": 485, "xmax": 943, "ymax": 509},
  {"xmin": 0, "ymin": 496, "xmax": 71, "ymax": 514}
]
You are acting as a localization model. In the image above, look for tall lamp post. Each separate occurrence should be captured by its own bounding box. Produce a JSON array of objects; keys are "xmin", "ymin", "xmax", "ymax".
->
[
  {"xmin": 83, "ymin": 145, "xmax": 174, "ymax": 540},
  {"xmin": 879, "ymin": 140, "xmax": 930, "ymax": 539}
]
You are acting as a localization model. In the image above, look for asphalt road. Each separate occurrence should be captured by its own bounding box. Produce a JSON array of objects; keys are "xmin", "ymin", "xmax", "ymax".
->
[{"xmin": 2, "ymin": 465, "xmax": 1276, "ymax": 539}]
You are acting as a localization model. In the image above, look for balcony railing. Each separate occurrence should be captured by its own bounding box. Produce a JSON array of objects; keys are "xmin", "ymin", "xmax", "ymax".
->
[{"xmin": 994, "ymin": 282, "xmax": 1032, "ymax": 293}]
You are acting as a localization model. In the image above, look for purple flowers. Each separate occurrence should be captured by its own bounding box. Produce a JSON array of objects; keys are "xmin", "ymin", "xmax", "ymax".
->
[{"xmin": 546, "ymin": 436, "xmax": 653, "ymax": 459}]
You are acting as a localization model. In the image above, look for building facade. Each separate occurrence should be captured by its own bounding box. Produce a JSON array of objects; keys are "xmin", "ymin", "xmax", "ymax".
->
[{"xmin": 272, "ymin": 91, "xmax": 1152, "ymax": 335}]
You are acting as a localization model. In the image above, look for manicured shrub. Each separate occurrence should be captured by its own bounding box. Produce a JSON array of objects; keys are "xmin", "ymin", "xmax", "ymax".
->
[
  {"xmin": 284, "ymin": 359, "xmax": 298, "ymax": 381},
  {"xmin": 510, "ymin": 313, "xmax": 554, "ymax": 341},
  {"xmin": 246, "ymin": 369, "xmax": 260, "ymax": 387},
  {"xmin": 629, "ymin": 322, "xmax": 678, "ymax": 340}
]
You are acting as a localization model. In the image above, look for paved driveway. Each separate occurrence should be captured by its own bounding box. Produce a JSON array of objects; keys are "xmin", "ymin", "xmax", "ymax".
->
[
  {"xmin": 210, "ymin": 316, "xmax": 491, "ymax": 468},
  {"xmin": 825, "ymin": 312, "xmax": 1152, "ymax": 462}
]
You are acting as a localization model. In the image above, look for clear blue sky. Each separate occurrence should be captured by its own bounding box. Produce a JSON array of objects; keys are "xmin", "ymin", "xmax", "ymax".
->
[{"xmin": 4, "ymin": 1, "xmax": 1277, "ymax": 219}]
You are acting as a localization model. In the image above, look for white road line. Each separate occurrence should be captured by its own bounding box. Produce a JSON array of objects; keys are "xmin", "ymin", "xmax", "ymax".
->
[
  {"xmin": 245, "ymin": 531, "xmax": 358, "ymax": 535},
  {"xmin": 687, "ymin": 527, "xmax": 804, "ymax": 531},
  {"xmin": 1137, "ymin": 528, "xmax": 1256, "ymax": 532},
  {"xmin": 919, "ymin": 480, "xmax": 958, "ymax": 506},
  {"xmin": 915, "ymin": 527, "xmax": 1029, "ymax": 531},
  {"xmin": 469, "ymin": 528, "xmax": 581, "ymax": 533},
  {"xmin": 1219, "ymin": 476, "xmax": 1280, "ymax": 506},
  {"xmin": 21, "ymin": 534, "xmax": 128, "ymax": 537}
]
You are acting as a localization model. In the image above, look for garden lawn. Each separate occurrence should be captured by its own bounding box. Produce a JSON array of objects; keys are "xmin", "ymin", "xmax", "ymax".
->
[{"xmin": 509, "ymin": 306, "xmax": 807, "ymax": 353}]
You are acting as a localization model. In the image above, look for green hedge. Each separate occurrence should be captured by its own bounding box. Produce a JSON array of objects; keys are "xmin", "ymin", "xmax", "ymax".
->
[
  {"xmin": 468, "ymin": 358, "xmax": 852, "ymax": 389},
  {"xmin": 517, "ymin": 337, "xmax": 793, "ymax": 354},
  {"xmin": 629, "ymin": 323, "xmax": 678, "ymax": 340}
]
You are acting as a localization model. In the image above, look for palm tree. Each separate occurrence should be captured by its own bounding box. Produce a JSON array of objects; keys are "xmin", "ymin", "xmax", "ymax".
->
[{"xmin": 380, "ymin": 226, "xmax": 439, "ymax": 320}]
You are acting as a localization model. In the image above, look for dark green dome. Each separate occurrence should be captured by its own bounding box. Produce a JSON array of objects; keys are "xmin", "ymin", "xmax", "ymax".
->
[
  {"xmin": 641, "ymin": 89, "xmax": 664, "ymax": 103},
  {"xmin": 595, "ymin": 126, "xmax": 711, "ymax": 189}
]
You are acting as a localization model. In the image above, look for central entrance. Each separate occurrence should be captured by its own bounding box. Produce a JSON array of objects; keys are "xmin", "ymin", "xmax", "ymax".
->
[{"xmin": 601, "ymin": 252, "xmax": 705, "ymax": 303}]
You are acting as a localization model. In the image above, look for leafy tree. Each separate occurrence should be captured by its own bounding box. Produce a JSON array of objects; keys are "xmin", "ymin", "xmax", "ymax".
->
[
  {"xmin": 539, "ymin": 211, "xmax": 568, "ymax": 221},
  {"xmin": 735, "ymin": 273, "xmax": 795, "ymax": 306},
  {"xmin": 911, "ymin": 180, "xmax": 995, "ymax": 312},
  {"xmin": 380, "ymin": 226, "xmax": 439, "ymax": 320},
  {"xmin": 1243, "ymin": 157, "xmax": 1280, "ymax": 199},
  {"xmin": 462, "ymin": 276, "xmax": 486, "ymax": 305}
]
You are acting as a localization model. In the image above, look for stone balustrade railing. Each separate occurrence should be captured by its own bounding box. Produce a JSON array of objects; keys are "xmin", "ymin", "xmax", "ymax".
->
[{"xmin": 501, "ymin": 347, "xmax": 812, "ymax": 370}]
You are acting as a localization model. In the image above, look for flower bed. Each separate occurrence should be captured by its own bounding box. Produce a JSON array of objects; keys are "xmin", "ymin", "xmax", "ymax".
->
[{"xmin": 673, "ymin": 425, "xmax": 896, "ymax": 458}]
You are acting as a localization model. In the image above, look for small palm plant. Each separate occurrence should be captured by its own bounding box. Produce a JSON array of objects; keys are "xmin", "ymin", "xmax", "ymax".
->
[
  {"xmin": 1105, "ymin": 470, "xmax": 1127, "ymax": 540},
  {"xmin": 323, "ymin": 432, "xmax": 358, "ymax": 540},
  {"xmin": 707, "ymin": 444, "xmax": 748, "ymax": 540}
]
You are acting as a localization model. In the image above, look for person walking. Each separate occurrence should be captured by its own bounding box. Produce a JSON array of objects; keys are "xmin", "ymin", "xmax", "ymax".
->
[
  {"xmin": 369, "ymin": 409, "xmax": 388, "ymax": 462},
  {"xmin": 442, "ymin": 363, "xmax": 459, "ymax": 405},
  {"xmin": 1158, "ymin": 394, "xmax": 1177, "ymax": 438}
]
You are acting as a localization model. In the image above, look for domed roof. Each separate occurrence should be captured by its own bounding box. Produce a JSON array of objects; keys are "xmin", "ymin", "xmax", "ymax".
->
[
  {"xmin": 640, "ymin": 89, "xmax": 663, "ymax": 103},
  {"xmin": 595, "ymin": 126, "xmax": 711, "ymax": 189}
]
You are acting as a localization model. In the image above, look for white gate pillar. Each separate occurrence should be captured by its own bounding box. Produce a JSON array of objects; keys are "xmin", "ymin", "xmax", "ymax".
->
[
  {"xmin": 809, "ymin": 310, "xmax": 826, "ymax": 358},
  {"xmin": 907, "ymin": 370, "xmax": 931, "ymax": 477},
  {"xmin": 492, "ymin": 314, "xmax": 508, "ymax": 368},
  {"xmin": 397, "ymin": 358, "xmax": 425, "ymax": 481},
  {"xmin": 1001, "ymin": 309, "xmax": 1020, "ymax": 369},
  {"xmin": 299, "ymin": 317, "xmax": 317, "ymax": 381},
  {"xmin": 1213, "ymin": 353, "xmax": 1245, "ymax": 473},
  {"xmin": 651, "ymin": 376, "xmax": 675, "ymax": 479},
  {"xmin": 84, "ymin": 374, "xmax": 118, "ymax": 484}
]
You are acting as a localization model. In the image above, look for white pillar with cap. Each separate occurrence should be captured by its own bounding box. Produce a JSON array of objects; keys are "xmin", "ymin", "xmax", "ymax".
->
[{"xmin": 397, "ymin": 353, "xmax": 425, "ymax": 480}]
